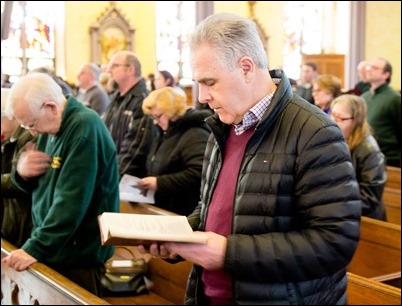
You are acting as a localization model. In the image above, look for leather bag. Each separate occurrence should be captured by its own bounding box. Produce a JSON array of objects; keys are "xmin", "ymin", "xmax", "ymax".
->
[{"xmin": 101, "ymin": 246, "xmax": 148, "ymax": 295}]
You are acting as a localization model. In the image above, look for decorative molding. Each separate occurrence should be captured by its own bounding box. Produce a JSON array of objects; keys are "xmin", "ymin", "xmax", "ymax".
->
[{"xmin": 89, "ymin": 1, "xmax": 135, "ymax": 65}]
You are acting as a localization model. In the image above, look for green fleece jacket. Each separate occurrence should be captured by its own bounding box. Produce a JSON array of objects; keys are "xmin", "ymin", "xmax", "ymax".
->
[
  {"xmin": 12, "ymin": 96, "xmax": 120, "ymax": 267},
  {"xmin": 362, "ymin": 83, "xmax": 401, "ymax": 167}
]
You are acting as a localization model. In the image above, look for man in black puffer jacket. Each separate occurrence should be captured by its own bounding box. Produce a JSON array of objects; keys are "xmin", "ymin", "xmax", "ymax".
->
[{"xmin": 140, "ymin": 13, "xmax": 361, "ymax": 305}]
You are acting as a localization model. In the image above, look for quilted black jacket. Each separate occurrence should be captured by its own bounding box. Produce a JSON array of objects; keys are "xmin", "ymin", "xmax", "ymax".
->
[{"xmin": 185, "ymin": 70, "xmax": 361, "ymax": 305}]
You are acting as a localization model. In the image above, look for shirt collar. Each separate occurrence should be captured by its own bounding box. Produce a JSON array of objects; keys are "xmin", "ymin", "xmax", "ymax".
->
[{"xmin": 233, "ymin": 90, "xmax": 276, "ymax": 135}]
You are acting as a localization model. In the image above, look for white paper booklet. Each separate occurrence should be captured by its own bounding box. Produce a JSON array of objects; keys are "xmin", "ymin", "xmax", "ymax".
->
[{"xmin": 119, "ymin": 174, "xmax": 155, "ymax": 204}]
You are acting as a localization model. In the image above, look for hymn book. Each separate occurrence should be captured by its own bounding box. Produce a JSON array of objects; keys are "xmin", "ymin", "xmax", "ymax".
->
[
  {"xmin": 119, "ymin": 174, "xmax": 155, "ymax": 204},
  {"xmin": 98, "ymin": 212, "xmax": 208, "ymax": 246}
]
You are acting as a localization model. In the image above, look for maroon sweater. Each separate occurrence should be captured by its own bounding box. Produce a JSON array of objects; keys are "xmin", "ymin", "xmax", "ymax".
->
[{"xmin": 202, "ymin": 125, "xmax": 255, "ymax": 304}]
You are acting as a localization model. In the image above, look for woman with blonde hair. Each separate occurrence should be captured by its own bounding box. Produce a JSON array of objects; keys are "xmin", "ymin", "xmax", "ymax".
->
[
  {"xmin": 330, "ymin": 94, "xmax": 386, "ymax": 220},
  {"xmin": 139, "ymin": 87, "xmax": 211, "ymax": 215}
]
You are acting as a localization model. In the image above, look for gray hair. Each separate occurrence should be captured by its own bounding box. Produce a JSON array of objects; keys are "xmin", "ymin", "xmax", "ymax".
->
[
  {"xmin": 84, "ymin": 62, "xmax": 101, "ymax": 80},
  {"xmin": 5, "ymin": 72, "xmax": 65, "ymax": 117},
  {"xmin": 190, "ymin": 13, "xmax": 268, "ymax": 70}
]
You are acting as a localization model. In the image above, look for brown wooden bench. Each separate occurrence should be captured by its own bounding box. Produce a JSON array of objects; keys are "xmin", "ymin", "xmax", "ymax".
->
[
  {"xmin": 102, "ymin": 202, "xmax": 191, "ymax": 305},
  {"xmin": 383, "ymin": 186, "xmax": 401, "ymax": 225},
  {"xmin": 1, "ymin": 239, "xmax": 109, "ymax": 305},
  {"xmin": 372, "ymin": 272, "xmax": 402, "ymax": 288},
  {"xmin": 386, "ymin": 166, "xmax": 401, "ymax": 190},
  {"xmin": 103, "ymin": 255, "xmax": 191, "ymax": 305},
  {"xmin": 347, "ymin": 272, "xmax": 401, "ymax": 305},
  {"xmin": 4, "ymin": 201, "xmax": 401, "ymax": 305},
  {"xmin": 348, "ymin": 216, "xmax": 401, "ymax": 287}
]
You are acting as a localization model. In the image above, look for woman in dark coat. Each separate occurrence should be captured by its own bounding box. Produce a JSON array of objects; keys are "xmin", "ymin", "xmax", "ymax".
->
[
  {"xmin": 139, "ymin": 87, "xmax": 211, "ymax": 215},
  {"xmin": 330, "ymin": 94, "xmax": 387, "ymax": 220}
]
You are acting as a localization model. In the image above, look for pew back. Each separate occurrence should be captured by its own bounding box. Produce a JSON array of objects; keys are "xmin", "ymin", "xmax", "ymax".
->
[
  {"xmin": 347, "ymin": 272, "xmax": 401, "ymax": 305},
  {"xmin": 348, "ymin": 216, "xmax": 401, "ymax": 278},
  {"xmin": 386, "ymin": 166, "xmax": 401, "ymax": 190},
  {"xmin": 383, "ymin": 187, "xmax": 401, "ymax": 225},
  {"xmin": 1, "ymin": 239, "xmax": 109, "ymax": 305}
]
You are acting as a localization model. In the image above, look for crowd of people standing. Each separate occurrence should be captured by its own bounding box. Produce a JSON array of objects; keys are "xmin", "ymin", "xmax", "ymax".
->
[{"xmin": 0, "ymin": 11, "xmax": 400, "ymax": 305}]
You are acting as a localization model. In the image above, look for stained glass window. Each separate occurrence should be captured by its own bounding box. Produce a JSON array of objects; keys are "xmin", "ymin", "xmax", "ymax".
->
[
  {"xmin": 283, "ymin": 1, "xmax": 323, "ymax": 80},
  {"xmin": 283, "ymin": 1, "xmax": 349, "ymax": 81},
  {"xmin": 1, "ymin": 1, "xmax": 56, "ymax": 83},
  {"xmin": 156, "ymin": 1, "xmax": 195, "ymax": 86}
]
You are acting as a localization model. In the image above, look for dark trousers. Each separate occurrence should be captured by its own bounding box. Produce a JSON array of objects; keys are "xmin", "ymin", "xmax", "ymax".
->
[{"xmin": 48, "ymin": 264, "xmax": 104, "ymax": 297}]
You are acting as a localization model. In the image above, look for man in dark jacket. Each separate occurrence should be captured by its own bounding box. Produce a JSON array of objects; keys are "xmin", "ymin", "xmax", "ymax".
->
[
  {"xmin": 103, "ymin": 50, "xmax": 157, "ymax": 177},
  {"xmin": 140, "ymin": 13, "xmax": 361, "ymax": 305}
]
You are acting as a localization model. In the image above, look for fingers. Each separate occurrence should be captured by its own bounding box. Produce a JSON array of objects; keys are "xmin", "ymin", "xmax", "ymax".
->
[
  {"xmin": 3, "ymin": 250, "xmax": 37, "ymax": 271},
  {"xmin": 137, "ymin": 245, "xmax": 147, "ymax": 254},
  {"xmin": 24, "ymin": 141, "xmax": 37, "ymax": 151},
  {"xmin": 17, "ymin": 151, "xmax": 52, "ymax": 178}
]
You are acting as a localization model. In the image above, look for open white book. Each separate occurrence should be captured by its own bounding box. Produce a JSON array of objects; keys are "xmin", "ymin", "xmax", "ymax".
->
[
  {"xmin": 98, "ymin": 212, "xmax": 208, "ymax": 246},
  {"xmin": 119, "ymin": 174, "xmax": 155, "ymax": 204}
]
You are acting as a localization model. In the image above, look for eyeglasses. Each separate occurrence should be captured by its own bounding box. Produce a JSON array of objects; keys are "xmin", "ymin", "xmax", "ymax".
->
[
  {"xmin": 366, "ymin": 64, "xmax": 383, "ymax": 71},
  {"xmin": 331, "ymin": 113, "xmax": 354, "ymax": 123},
  {"xmin": 108, "ymin": 63, "xmax": 130, "ymax": 70},
  {"xmin": 20, "ymin": 117, "xmax": 40, "ymax": 130},
  {"xmin": 150, "ymin": 113, "xmax": 163, "ymax": 121},
  {"xmin": 20, "ymin": 104, "xmax": 44, "ymax": 130}
]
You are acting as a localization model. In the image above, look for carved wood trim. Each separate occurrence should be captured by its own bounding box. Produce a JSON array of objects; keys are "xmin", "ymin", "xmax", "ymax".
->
[
  {"xmin": 89, "ymin": 1, "xmax": 135, "ymax": 65},
  {"xmin": 1, "ymin": 239, "xmax": 109, "ymax": 305}
]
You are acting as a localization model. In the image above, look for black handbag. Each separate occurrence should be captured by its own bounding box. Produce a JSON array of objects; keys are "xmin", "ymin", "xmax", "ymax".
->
[{"xmin": 101, "ymin": 246, "xmax": 149, "ymax": 295}]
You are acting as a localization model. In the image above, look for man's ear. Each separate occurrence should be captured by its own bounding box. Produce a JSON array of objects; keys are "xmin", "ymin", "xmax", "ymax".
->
[
  {"xmin": 42, "ymin": 100, "xmax": 58, "ymax": 113},
  {"xmin": 239, "ymin": 56, "xmax": 254, "ymax": 77}
]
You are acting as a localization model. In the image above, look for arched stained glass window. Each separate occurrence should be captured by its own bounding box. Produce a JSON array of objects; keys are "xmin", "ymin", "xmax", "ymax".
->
[
  {"xmin": 155, "ymin": 1, "xmax": 195, "ymax": 86},
  {"xmin": 283, "ymin": 1, "xmax": 323, "ymax": 80},
  {"xmin": 283, "ymin": 1, "xmax": 349, "ymax": 81},
  {"xmin": 1, "ymin": 1, "xmax": 57, "ymax": 83}
]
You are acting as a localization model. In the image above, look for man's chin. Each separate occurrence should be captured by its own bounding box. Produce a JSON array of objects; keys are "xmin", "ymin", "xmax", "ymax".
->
[{"xmin": 217, "ymin": 114, "xmax": 233, "ymax": 125}]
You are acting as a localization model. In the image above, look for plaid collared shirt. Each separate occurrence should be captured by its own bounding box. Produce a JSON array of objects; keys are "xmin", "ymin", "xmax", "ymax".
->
[{"xmin": 234, "ymin": 90, "xmax": 276, "ymax": 135}]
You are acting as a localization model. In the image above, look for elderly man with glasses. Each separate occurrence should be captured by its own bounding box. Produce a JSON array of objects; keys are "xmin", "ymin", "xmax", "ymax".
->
[{"xmin": 2, "ymin": 72, "xmax": 120, "ymax": 297}]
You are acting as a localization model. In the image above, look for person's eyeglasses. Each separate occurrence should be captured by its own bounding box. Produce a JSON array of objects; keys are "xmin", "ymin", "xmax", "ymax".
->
[
  {"xmin": 366, "ymin": 64, "xmax": 383, "ymax": 71},
  {"xmin": 109, "ymin": 63, "xmax": 129, "ymax": 70},
  {"xmin": 19, "ymin": 104, "xmax": 44, "ymax": 130},
  {"xmin": 20, "ymin": 117, "xmax": 40, "ymax": 130},
  {"xmin": 150, "ymin": 113, "xmax": 163, "ymax": 121},
  {"xmin": 331, "ymin": 113, "xmax": 354, "ymax": 123}
]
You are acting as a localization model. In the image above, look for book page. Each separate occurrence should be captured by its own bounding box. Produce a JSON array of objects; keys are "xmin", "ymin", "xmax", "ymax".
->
[
  {"xmin": 99, "ymin": 212, "xmax": 207, "ymax": 244},
  {"xmin": 119, "ymin": 174, "xmax": 155, "ymax": 204}
]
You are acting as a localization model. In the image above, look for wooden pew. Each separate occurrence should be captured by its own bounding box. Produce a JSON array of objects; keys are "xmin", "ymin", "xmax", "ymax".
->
[
  {"xmin": 120, "ymin": 200, "xmax": 177, "ymax": 216},
  {"xmin": 347, "ymin": 272, "xmax": 401, "ymax": 305},
  {"xmin": 348, "ymin": 216, "xmax": 401, "ymax": 286},
  {"xmin": 103, "ymin": 256, "xmax": 191, "ymax": 305},
  {"xmin": 6, "ymin": 201, "xmax": 399, "ymax": 305},
  {"xmin": 1, "ymin": 239, "xmax": 109, "ymax": 305},
  {"xmin": 372, "ymin": 272, "xmax": 402, "ymax": 288},
  {"xmin": 383, "ymin": 187, "xmax": 401, "ymax": 225},
  {"xmin": 386, "ymin": 166, "xmax": 401, "ymax": 190},
  {"xmin": 102, "ymin": 202, "xmax": 191, "ymax": 305}
]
